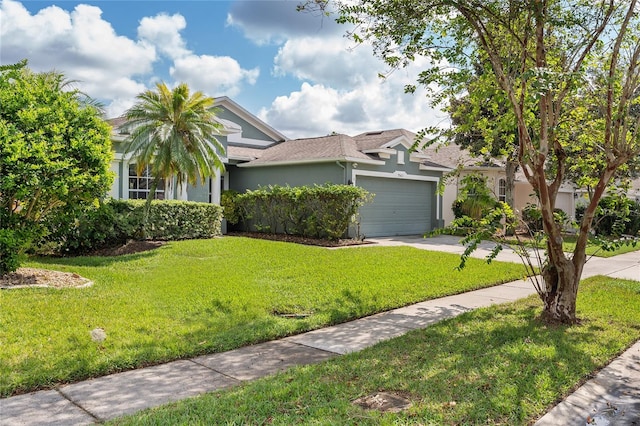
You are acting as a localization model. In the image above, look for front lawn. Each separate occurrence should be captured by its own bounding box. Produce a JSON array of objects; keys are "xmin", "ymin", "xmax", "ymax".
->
[
  {"xmin": 111, "ymin": 276, "xmax": 640, "ymax": 425},
  {"xmin": 503, "ymin": 234, "xmax": 640, "ymax": 257},
  {"xmin": 0, "ymin": 237, "xmax": 526, "ymax": 397}
]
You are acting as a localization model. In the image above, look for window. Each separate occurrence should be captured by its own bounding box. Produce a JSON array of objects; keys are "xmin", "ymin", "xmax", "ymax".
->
[
  {"xmin": 498, "ymin": 178, "xmax": 507, "ymax": 202},
  {"xmin": 128, "ymin": 164, "xmax": 164, "ymax": 200}
]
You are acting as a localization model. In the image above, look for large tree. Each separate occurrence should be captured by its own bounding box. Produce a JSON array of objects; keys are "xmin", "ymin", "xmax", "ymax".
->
[
  {"xmin": 313, "ymin": 0, "xmax": 640, "ymax": 323},
  {"xmin": 123, "ymin": 82, "xmax": 225, "ymax": 220},
  {"xmin": 0, "ymin": 61, "xmax": 113, "ymax": 273}
]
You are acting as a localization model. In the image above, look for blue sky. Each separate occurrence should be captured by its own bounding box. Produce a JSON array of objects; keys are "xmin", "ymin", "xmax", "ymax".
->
[{"xmin": 0, "ymin": 0, "xmax": 446, "ymax": 138}]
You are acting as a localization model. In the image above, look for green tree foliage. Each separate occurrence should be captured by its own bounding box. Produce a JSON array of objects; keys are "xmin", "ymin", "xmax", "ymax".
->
[
  {"xmin": 452, "ymin": 173, "xmax": 501, "ymax": 222},
  {"xmin": 311, "ymin": 0, "xmax": 640, "ymax": 323},
  {"xmin": 0, "ymin": 61, "xmax": 113, "ymax": 273},
  {"xmin": 124, "ymin": 82, "xmax": 225, "ymax": 206}
]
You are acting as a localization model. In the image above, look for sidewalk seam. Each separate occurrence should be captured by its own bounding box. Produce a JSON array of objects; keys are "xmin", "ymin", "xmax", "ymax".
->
[{"xmin": 55, "ymin": 387, "xmax": 103, "ymax": 423}]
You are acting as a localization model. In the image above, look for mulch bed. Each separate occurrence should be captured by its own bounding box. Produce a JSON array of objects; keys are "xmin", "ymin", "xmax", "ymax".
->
[{"xmin": 227, "ymin": 232, "xmax": 372, "ymax": 247}]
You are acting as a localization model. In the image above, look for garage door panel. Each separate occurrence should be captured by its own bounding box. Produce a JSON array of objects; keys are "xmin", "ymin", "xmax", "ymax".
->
[{"xmin": 357, "ymin": 176, "xmax": 433, "ymax": 237}]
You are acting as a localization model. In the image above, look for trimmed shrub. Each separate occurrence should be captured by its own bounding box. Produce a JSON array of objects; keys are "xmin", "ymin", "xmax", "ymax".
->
[
  {"xmin": 521, "ymin": 204, "xmax": 543, "ymax": 232},
  {"xmin": 143, "ymin": 200, "xmax": 223, "ymax": 240},
  {"xmin": 452, "ymin": 174, "xmax": 501, "ymax": 221},
  {"xmin": 0, "ymin": 229, "xmax": 23, "ymax": 275},
  {"xmin": 228, "ymin": 184, "xmax": 372, "ymax": 240},
  {"xmin": 58, "ymin": 199, "xmax": 223, "ymax": 254}
]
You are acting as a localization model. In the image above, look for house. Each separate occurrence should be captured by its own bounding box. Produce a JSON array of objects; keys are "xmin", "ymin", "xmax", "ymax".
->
[
  {"xmin": 107, "ymin": 96, "xmax": 287, "ymax": 205},
  {"xmin": 228, "ymin": 129, "xmax": 449, "ymax": 237},
  {"xmin": 421, "ymin": 143, "xmax": 577, "ymax": 225},
  {"xmin": 107, "ymin": 101, "xmax": 449, "ymax": 238}
]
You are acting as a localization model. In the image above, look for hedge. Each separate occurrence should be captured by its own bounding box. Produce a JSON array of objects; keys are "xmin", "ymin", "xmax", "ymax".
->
[
  {"xmin": 59, "ymin": 199, "xmax": 223, "ymax": 254},
  {"xmin": 223, "ymin": 184, "xmax": 372, "ymax": 240}
]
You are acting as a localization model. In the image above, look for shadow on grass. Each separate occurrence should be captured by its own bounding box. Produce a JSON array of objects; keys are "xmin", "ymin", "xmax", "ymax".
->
[{"xmin": 30, "ymin": 247, "xmax": 164, "ymax": 268}]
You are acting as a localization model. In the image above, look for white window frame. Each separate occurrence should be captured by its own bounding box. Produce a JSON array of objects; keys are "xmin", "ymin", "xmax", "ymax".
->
[
  {"xmin": 498, "ymin": 178, "xmax": 507, "ymax": 202},
  {"xmin": 128, "ymin": 164, "xmax": 165, "ymax": 200}
]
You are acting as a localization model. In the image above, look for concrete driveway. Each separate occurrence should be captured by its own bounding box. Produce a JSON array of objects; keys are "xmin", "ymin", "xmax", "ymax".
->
[{"xmin": 366, "ymin": 234, "xmax": 639, "ymax": 282}]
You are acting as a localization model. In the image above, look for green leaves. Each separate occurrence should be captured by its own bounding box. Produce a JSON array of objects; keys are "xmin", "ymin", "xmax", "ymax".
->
[
  {"xmin": 0, "ymin": 62, "xmax": 113, "ymax": 266},
  {"xmin": 230, "ymin": 184, "xmax": 372, "ymax": 240}
]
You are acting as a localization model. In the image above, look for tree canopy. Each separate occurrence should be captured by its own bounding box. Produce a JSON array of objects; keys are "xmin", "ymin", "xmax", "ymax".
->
[
  {"xmin": 316, "ymin": 0, "xmax": 640, "ymax": 323},
  {"xmin": 124, "ymin": 82, "xmax": 226, "ymax": 198},
  {"xmin": 0, "ymin": 61, "xmax": 113, "ymax": 273}
]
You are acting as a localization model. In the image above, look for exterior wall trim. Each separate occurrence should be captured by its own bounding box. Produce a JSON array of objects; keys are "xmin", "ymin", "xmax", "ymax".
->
[{"xmin": 238, "ymin": 157, "xmax": 385, "ymax": 168}]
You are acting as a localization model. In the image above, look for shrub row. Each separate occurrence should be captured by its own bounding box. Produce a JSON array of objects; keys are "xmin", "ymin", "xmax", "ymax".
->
[
  {"xmin": 222, "ymin": 184, "xmax": 372, "ymax": 240},
  {"xmin": 59, "ymin": 199, "xmax": 222, "ymax": 255},
  {"xmin": 576, "ymin": 195, "xmax": 640, "ymax": 237}
]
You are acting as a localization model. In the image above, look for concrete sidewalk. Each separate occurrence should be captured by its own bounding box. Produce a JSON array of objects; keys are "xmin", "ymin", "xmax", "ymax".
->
[{"xmin": 1, "ymin": 237, "xmax": 638, "ymax": 425}]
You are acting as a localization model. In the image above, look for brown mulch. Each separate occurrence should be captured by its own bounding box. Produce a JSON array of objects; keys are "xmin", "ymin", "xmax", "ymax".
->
[
  {"xmin": 0, "ymin": 268, "xmax": 92, "ymax": 289},
  {"xmin": 227, "ymin": 231, "xmax": 372, "ymax": 247},
  {"xmin": 88, "ymin": 240, "xmax": 165, "ymax": 256}
]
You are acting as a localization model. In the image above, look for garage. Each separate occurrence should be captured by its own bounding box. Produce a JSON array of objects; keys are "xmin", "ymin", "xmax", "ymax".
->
[{"xmin": 356, "ymin": 175, "xmax": 434, "ymax": 237}]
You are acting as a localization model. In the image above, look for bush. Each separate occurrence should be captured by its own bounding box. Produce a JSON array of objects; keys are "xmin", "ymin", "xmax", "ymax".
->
[
  {"xmin": 229, "ymin": 184, "xmax": 372, "ymax": 240},
  {"xmin": 0, "ymin": 229, "xmax": 24, "ymax": 275},
  {"xmin": 143, "ymin": 200, "xmax": 222, "ymax": 240},
  {"xmin": 452, "ymin": 174, "xmax": 501, "ymax": 221},
  {"xmin": 521, "ymin": 204, "xmax": 568, "ymax": 233},
  {"xmin": 57, "ymin": 199, "xmax": 222, "ymax": 254},
  {"xmin": 576, "ymin": 195, "xmax": 640, "ymax": 237}
]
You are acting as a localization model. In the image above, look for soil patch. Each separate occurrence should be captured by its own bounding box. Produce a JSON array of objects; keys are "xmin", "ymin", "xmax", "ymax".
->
[
  {"xmin": 88, "ymin": 240, "xmax": 165, "ymax": 256},
  {"xmin": 227, "ymin": 231, "xmax": 372, "ymax": 247},
  {"xmin": 0, "ymin": 268, "xmax": 92, "ymax": 289}
]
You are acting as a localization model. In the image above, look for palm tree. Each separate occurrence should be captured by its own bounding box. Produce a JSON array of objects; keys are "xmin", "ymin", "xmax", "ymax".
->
[{"xmin": 124, "ymin": 82, "xmax": 225, "ymax": 232}]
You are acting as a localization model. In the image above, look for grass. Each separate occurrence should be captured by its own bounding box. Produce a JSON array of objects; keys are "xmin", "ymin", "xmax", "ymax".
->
[
  {"xmin": 502, "ymin": 234, "xmax": 640, "ymax": 257},
  {"xmin": 110, "ymin": 276, "xmax": 640, "ymax": 425},
  {"xmin": 0, "ymin": 237, "xmax": 527, "ymax": 397}
]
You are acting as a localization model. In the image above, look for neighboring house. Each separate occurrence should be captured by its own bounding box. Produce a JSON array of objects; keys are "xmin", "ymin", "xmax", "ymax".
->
[
  {"xmin": 421, "ymin": 143, "xmax": 577, "ymax": 225},
  {"xmin": 107, "ymin": 105, "xmax": 449, "ymax": 238}
]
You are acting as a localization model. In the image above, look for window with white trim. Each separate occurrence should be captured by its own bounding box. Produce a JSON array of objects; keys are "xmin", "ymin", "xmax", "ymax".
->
[
  {"xmin": 128, "ymin": 164, "xmax": 164, "ymax": 200},
  {"xmin": 498, "ymin": 178, "xmax": 507, "ymax": 202}
]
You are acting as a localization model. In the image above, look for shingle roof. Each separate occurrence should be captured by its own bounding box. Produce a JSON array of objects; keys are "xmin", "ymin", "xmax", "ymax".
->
[
  {"xmin": 421, "ymin": 143, "xmax": 504, "ymax": 169},
  {"xmin": 227, "ymin": 145, "xmax": 265, "ymax": 161},
  {"xmin": 353, "ymin": 129, "xmax": 418, "ymax": 151},
  {"xmin": 244, "ymin": 134, "xmax": 374, "ymax": 165}
]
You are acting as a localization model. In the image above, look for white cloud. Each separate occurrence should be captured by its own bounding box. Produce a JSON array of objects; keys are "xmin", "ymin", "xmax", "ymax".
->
[
  {"xmin": 259, "ymin": 72, "xmax": 447, "ymax": 139},
  {"xmin": 226, "ymin": 0, "xmax": 342, "ymax": 45},
  {"xmin": 274, "ymin": 37, "xmax": 379, "ymax": 89},
  {"xmin": 138, "ymin": 13, "xmax": 190, "ymax": 60},
  {"xmin": 170, "ymin": 55, "xmax": 259, "ymax": 97},
  {"xmin": 0, "ymin": 1, "xmax": 156, "ymax": 74},
  {"xmin": 0, "ymin": 0, "xmax": 156, "ymax": 116}
]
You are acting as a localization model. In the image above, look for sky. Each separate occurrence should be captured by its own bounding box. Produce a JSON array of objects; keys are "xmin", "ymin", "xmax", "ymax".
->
[{"xmin": 0, "ymin": 0, "xmax": 447, "ymax": 139}]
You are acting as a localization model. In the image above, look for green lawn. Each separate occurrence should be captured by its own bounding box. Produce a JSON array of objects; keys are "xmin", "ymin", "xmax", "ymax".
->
[
  {"xmin": 0, "ymin": 237, "xmax": 527, "ymax": 397},
  {"xmin": 503, "ymin": 234, "xmax": 640, "ymax": 257},
  {"xmin": 110, "ymin": 276, "xmax": 640, "ymax": 426}
]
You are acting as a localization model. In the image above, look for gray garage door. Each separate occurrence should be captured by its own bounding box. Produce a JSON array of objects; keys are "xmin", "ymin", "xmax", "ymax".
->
[{"xmin": 357, "ymin": 176, "xmax": 433, "ymax": 237}]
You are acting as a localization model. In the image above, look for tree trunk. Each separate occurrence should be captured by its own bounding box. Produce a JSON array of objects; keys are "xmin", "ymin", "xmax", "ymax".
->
[{"xmin": 540, "ymin": 253, "xmax": 579, "ymax": 323}]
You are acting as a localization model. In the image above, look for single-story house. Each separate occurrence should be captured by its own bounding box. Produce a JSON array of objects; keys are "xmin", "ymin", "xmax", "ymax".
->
[
  {"xmin": 107, "ymin": 99, "xmax": 449, "ymax": 238},
  {"xmin": 420, "ymin": 143, "xmax": 577, "ymax": 225},
  {"xmin": 108, "ymin": 96, "xmax": 287, "ymax": 205}
]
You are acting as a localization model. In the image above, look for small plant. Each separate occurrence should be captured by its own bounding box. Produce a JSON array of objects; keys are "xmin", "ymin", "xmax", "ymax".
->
[{"xmin": 0, "ymin": 229, "xmax": 24, "ymax": 275}]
